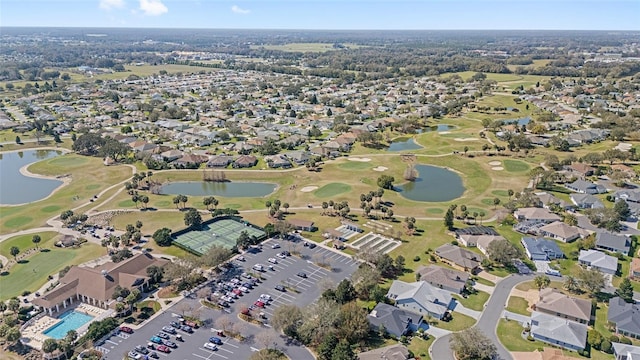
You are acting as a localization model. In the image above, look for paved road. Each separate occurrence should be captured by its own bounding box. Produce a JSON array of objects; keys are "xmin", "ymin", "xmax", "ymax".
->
[{"xmin": 431, "ymin": 274, "xmax": 534, "ymax": 360}]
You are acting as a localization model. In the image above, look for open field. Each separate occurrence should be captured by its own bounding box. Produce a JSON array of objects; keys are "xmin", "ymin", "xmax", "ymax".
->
[
  {"xmin": 0, "ymin": 233, "xmax": 101, "ymax": 300},
  {"xmin": 0, "ymin": 153, "xmax": 132, "ymax": 233}
]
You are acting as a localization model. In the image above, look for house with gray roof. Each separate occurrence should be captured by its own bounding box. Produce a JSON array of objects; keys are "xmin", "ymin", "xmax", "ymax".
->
[
  {"xmin": 530, "ymin": 311, "xmax": 588, "ymax": 351},
  {"xmin": 434, "ymin": 244, "xmax": 484, "ymax": 273},
  {"xmin": 612, "ymin": 342, "xmax": 640, "ymax": 360},
  {"xmin": 521, "ymin": 237, "xmax": 564, "ymax": 261},
  {"xmin": 415, "ymin": 265, "xmax": 469, "ymax": 294},
  {"xmin": 514, "ymin": 207, "xmax": 562, "ymax": 223},
  {"xmin": 570, "ymin": 193, "xmax": 604, "ymax": 209},
  {"xmin": 367, "ymin": 302, "xmax": 423, "ymax": 338},
  {"xmin": 566, "ymin": 179, "xmax": 607, "ymax": 194},
  {"xmin": 533, "ymin": 288, "xmax": 593, "ymax": 324},
  {"xmin": 609, "ymin": 297, "xmax": 640, "ymax": 339},
  {"xmin": 615, "ymin": 190, "xmax": 640, "ymax": 204},
  {"xmin": 578, "ymin": 250, "xmax": 618, "ymax": 275},
  {"xmin": 596, "ymin": 232, "xmax": 631, "ymax": 255},
  {"xmin": 386, "ymin": 280, "xmax": 454, "ymax": 319}
]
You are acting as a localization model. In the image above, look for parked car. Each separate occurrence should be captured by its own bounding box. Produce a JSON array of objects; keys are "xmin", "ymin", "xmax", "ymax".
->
[
  {"xmin": 180, "ymin": 325, "xmax": 193, "ymax": 333},
  {"xmin": 308, "ymin": 243, "xmax": 316, "ymax": 249},
  {"xmin": 209, "ymin": 337, "xmax": 223, "ymax": 345},
  {"xmin": 162, "ymin": 326, "xmax": 176, "ymax": 334},
  {"xmin": 237, "ymin": 256, "xmax": 246, "ymax": 262},
  {"xmin": 127, "ymin": 351, "xmax": 141, "ymax": 360},
  {"xmin": 170, "ymin": 321, "xmax": 181, "ymax": 328},
  {"xmin": 259, "ymin": 294, "xmax": 272, "ymax": 302},
  {"xmin": 156, "ymin": 345, "xmax": 171, "ymax": 353},
  {"xmin": 162, "ymin": 340, "xmax": 177, "ymax": 348},
  {"xmin": 135, "ymin": 345, "xmax": 149, "ymax": 355},
  {"xmin": 297, "ymin": 272, "xmax": 307, "ymax": 278},
  {"xmin": 276, "ymin": 252, "xmax": 287, "ymax": 259},
  {"xmin": 120, "ymin": 326, "xmax": 134, "ymax": 334},
  {"xmin": 271, "ymin": 243, "xmax": 280, "ymax": 249},
  {"xmin": 268, "ymin": 257, "xmax": 277, "ymax": 264},
  {"xmin": 150, "ymin": 336, "xmax": 163, "ymax": 344},
  {"xmin": 252, "ymin": 264, "xmax": 264, "ymax": 272},
  {"xmin": 232, "ymin": 288, "xmax": 243, "ymax": 296},
  {"xmin": 149, "ymin": 352, "xmax": 159, "ymax": 359},
  {"xmin": 184, "ymin": 320, "xmax": 198, "ymax": 328},
  {"xmin": 204, "ymin": 342, "xmax": 218, "ymax": 351},
  {"xmin": 254, "ymin": 300, "xmax": 265, "ymax": 308},
  {"xmin": 275, "ymin": 285, "xmax": 286, "ymax": 292},
  {"xmin": 156, "ymin": 332, "xmax": 170, "ymax": 339}
]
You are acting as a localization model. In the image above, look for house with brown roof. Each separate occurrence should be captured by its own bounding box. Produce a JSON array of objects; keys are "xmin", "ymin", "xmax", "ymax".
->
[
  {"xmin": 32, "ymin": 253, "xmax": 168, "ymax": 316},
  {"xmin": 233, "ymin": 155, "xmax": 258, "ymax": 168},
  {"xmin": 533, "ymin": 288, "xmax": 593, "ymax": 324},
  {"xmin": 630, "ymin": 258, "xmax": 640, "ymax": 280},
  {"xmin": 538, "ymin": 221, "xmax": 589, "ymax": 243},
  {"xmin": 434, "ymin": 244, "xmax": 484, "ymax": 273},
  {"xmin": 514, "ymin": 207, "xmax": 562, "ymax": 223},
  {"xmin": 568, "ymin": 163, "xmax": 595, "ymax": 177},
  {"xmin": 415, "ymin": 265, "xmax": 469, "ymax": 294}
]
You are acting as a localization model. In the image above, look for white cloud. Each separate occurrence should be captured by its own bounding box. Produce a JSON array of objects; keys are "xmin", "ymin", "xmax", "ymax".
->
[
  {"xmin": 139, "ymin": 0, "xmax": 168, "ymax": 16},
  {"xmin": 231, "ymin": 5, "xmax": 250, "ymax": 14},
  {"xmin": 99, "ymin": 0, "xmax": 125, "ymax": 11}
]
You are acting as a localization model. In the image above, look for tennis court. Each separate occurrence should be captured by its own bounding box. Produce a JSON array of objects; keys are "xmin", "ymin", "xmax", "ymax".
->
[{"xmin": 173, "ymin": 217, "xmax": 266, "ymax": 255}]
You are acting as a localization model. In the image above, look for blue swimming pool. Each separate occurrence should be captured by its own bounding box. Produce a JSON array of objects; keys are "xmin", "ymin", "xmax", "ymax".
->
[{"xmin": 43, "ymin": 310, "xmax": 94, "ymax": 339}]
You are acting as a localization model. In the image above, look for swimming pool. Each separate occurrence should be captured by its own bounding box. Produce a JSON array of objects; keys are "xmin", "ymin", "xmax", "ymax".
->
[{"xmin": 43, "ymin": 310, "xmax": 94, "ymax": 339}]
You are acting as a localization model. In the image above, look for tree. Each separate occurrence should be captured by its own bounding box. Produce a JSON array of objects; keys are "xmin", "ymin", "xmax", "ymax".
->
[
  {"xmin": 200, "ymin": 246, "xmax": 232, "ymax": 268},
  {"xmin": 184, "ymin": 209, "xmax": 202, "ymax": 229},
  {"xmin": 334, "ymin": 279, "xmax": 357, "ymax": 304},
  {"xmin": 146, "ymin": 265, "xmax": 164, "ymax": 284},
  {"xmin": 351, "ymin": 264, "xmax": 381, "ymax": 300},
  {"xmin": 42, "ymin": 338, "xmax": 58, "ymax": 354},
  {"xmin": 215, "ymin": 315, "xmax": 234, "ymax": 333},
  {"xmin": 32, "ymin": 234, "xmax": 41, "ymax": 250},
  {"xmin": 331, "ymin": 339, "xmax": 356, "ymax": 360},
  {"xmin": 317, "ymin": 333, "xmax": 338, "ymax": 360},
  {"xmin": 534, "ymin": 275, "xmax": 551, "ymax": 290},
  {"xmin": 236, "ymin": 231, "xmax": 251, "ymax": 250},
  {"xmin": 337, "ymin": 302, "xmax": 370, "ymax": 344},
  {"xmin": 271, "ymin": 304, "xmax": 303, "ymax": 338},
  {"xmin": 180, "ymin": 194, "xmax": 189, "ymax": 209},
  {"xmin": 444, "ymin": 208, "xmax": 454, "ymax": 230},
  {"xmin": 588, "ymin": 329, "xmax": 604, "ymax": 350},
  {"xmin": 152, "ymin": 227, "xmax": 172, "ymax": 247},
  {"xmin": 10, "ymin": 246, "xmax": 19, "ymax": 260},
  {"xmin": 139, "ymin": 195, "xmax": 149, "ymax": 210},
  {"xmin": 487, "ymin": 239, "xmax": 522, "ymax": 267},
  {"xmin": 172, "ymin": 196, "xmax": 181, "ymax": 209},
  {"xmin": 8, "ymin": 298, "xmax": 20, "ymax": 313},
  {"xmin": 449, "ymin": 328, "xmax": 497, "ymax": 360},
  {"xmin": 563, "ymin": 276, "xmax": 581, "ymax": 294},
  {"xmin": 577, "ymin": 268, "xmax": 606, "ymax": 296},
  {"xmin": 376, "ymin": 175, "xmax": 395, "ymax": 190},
  {"xmin": 493, "ymin": 197, "xmax": 501, "ymax": 209},
  {"xmin": 617, "ymin": 278, "xmax": 634, "ymax": 303},
  {"xmin": 15, "ymin": 135, "xmax": 21, "ymax": 144},
  {"xmin": 614, "ymin": 200, "xmax": 631, "ymax": 221}
]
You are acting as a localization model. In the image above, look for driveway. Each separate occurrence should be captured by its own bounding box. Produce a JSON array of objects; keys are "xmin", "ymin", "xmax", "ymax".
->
[{"xmin": 430, "ymin": 274, "xmax": 534, "ymax": 360}]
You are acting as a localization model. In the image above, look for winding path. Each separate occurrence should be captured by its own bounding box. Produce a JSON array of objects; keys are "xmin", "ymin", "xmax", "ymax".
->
[{"xmin": 430, "ymin": 274, "xmax": 535, "ymax": 360}]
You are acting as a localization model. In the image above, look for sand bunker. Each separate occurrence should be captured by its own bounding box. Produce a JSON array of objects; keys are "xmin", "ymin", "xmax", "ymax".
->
[
  {"xmin": 454, "ymin": 137, "xmax": 479, "ymax": 142},
  {"xmin": 373, "ymin": 166, "xmax": 388, "ymax": 172},
  {"xmin": 488, "ymin": 161, "xmax": 502, "ymax": 166},
  {"xmin": 492, "ymin": 167, "xmax": 504, "ymax": 171},
  {"xmin": 348, "ymin": 157, "xmax": 371, "ymax": 162},
  {"xmin": 439, "ymin": 131, "xmax": 451, "ymax": 135},
  {"xmin": 300, "ymin": 186, "xmax": 319, "ymax": 193}
]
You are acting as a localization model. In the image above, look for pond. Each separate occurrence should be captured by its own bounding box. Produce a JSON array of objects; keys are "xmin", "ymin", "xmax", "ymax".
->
[
  {"xmin": 502, "ymin": 116, "xmax": 531, "ymax": 126},
  {"xmin": 396, "ymin": 164, "xmax": 465, "ymax": 202},
  {"xmin": 419, "ymin": 124, "xmax": 455, "ymax": 133},
  {"xmin": 0, "ymin": 149, "xmax": 64, "ymax": 205},
  {"xmin": 160, "ymin": 181, "xmax": 277, "ymax": 197},
  {"xmin": 387, "ymin": 138, "xmax": 423, "ymax": 152}
]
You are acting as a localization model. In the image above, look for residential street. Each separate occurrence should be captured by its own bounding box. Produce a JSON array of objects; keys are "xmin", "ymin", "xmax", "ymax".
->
[{"xmin": 431, "ymin": 274, "xmax": 534, "ymax": 360}]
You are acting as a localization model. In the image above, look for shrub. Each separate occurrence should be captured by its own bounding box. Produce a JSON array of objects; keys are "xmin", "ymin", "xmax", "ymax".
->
[
  {"xmin": 527, "ymin": 334, "xmax": 534, "ymax": 341},
  {"xmin": 609, "ymin": 335, "xmax": 619, "ymax": 343},
  {"xmin": 21, "ymin": 290, "xmax": 31, "ymax": 296},
  {"xmin": 601, "ymin": 340, "xmax": 612, "ymax": 354},
  {"xmin": 413, "ymin": 256, "xmax": 420, "ymax": 262},
  {"xmin": 619, "ymin": 337, "xmax": 632, "ymax": 345}
]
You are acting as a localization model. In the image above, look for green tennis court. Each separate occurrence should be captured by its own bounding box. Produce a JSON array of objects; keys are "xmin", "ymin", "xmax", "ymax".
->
[{"xmin": 173, "ymin": 217, "xmax": 266, "ymax": 255}]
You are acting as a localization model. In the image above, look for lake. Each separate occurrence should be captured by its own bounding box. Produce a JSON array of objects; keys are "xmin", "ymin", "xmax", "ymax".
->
[
  {"xmin": 396, "ymin": 164, "xmax": 465, "ymax": 202},
  {"xmin": 420, "ymin": 124, "xmax": 455, "ymax": 133},
  {"xmin": 387, "ymin": 138, "xmax": 423, "ymax": 152},
  {"xmin": 0, "ymin": 149, "xmax": 64, "ymax": 205},
  {"xmin": 160, "ymin": 181, "xmax": 277, "ymax": 197},
  {"xmin": 502, "ymin": 117, "xmax": 531, "ymax": 126}
]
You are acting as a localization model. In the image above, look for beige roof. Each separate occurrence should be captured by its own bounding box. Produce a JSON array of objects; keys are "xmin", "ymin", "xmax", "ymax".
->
[
  {"xmin": 539, "ymin": 221, "xmax": 587, "ymax": 239},
  {"xmin": 515, "ymin": 207, "xmax": 562, "ymax": 222},
  {"xmin": 357, "ymin": 344, "xmax": 410, "ymax": 360},
  {"xmin": 435, "ymin": 244, "xmax": 483, "ymax": 269},
  {"xmin": 534, "ymin": 288, "xmax": 592, "ymax": 323},
  {"xmin": 416, "ymin": 265, "xmax": 469, "ymax": 290}
]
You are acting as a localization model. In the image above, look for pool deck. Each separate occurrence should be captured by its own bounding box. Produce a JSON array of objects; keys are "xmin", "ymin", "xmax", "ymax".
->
[{"xmin": 21, "ymin": 303, "xmax": 108, "ymax": 350}]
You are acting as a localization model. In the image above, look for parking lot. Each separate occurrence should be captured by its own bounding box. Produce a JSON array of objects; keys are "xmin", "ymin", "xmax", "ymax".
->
[{"xmin": 103, "ymin": 238, "xmax": 360, "ymax": 360}]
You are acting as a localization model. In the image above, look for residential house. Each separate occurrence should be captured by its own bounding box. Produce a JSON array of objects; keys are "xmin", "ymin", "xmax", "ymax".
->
[
  {"xmin": 521, "ymin": 237, "xmax": 565, "ymax": 261},
  {"xmin": 630, "ymin": 258, "xmax": 640, "ymax": 280},
  {"xmin": 434, "ymin": 244, "xmax": 484, "ymax": 273},
  {"xmin": 173, "ymin": 154, "xmax": 209, "ymax": 168},
  {"xmin": 514, "ymin": 208, "xmax": 562, "ymax": 223},
  {"xmin": 596, "ymin": 232, "xmax": 631, "ymax": 255},
  {"xmin": 612, "ymin": 342, "xmax": 640, "ymax": 360},
  {"xmin": 160, "ymin": 149, "xmax": 183, "ymax": 162},
  {"xmin": 570, "ymin": 193, "xmax": 605, "ymax": 209},
  {"xmin": 32, "ymin": 253, "xmax": 168, "ymax": 316},
  {"xmin": 367, "ymin": 302, "xmax": 423, "ymax": 338},
  {"xmin": 386, "ymin": 280, "xmax": 454, "ymax": 319},
  {"xmin": 566, "ymin": 179, "xmax": 607, "ymax": 194},
  {"xmin": 265, "ymin": 155, "xmax": 292, "ymax": 169},
  {"xmin": 609, "ymin": 297, "xmax": 640, "ymax": 339},
  {"xmin": 415, "ymin": 265, "xmax": 470, "ymax": 294},
  {"xmin": 567, "ymin": 163, "xmax": 596, "ymax": 177},
  {"xmin": 533, "ymin": 288, "xmax": 593, "ymax": 324},
  {"xmin": 287, "ymin": 219, "xmax": 315, "ymax": 232},
  {"xmin": 284, "ymin": 150, "xmax": 312, "ymax": 165},
  {"xmin": 206, "ymin": 155, "xmax": 234, "ymax": 168},
  {"xmin": 358, "ymin": 344, "xmax": 413, "ymax": 360},
  {"xmin": 615, "ymin": 190, "xmax": 640, "ymax": 204},
  {"xmin": 233, "ymin": 155, "xmax": 258, "ymax": 168},
  {"xmin": 535, "ymin": 192, "xmax": 571, "ymax": 210},
  {"xmin": 530, "ymin": 311, "xmax": 588, "ymax": 351},
  {"xmin": 538, "ymin": 222, "xmax": 588, "ymax": 243},
  {"xmin": 578, "ymin": 250, "xmax": 618, "ymax": 275},
  {"xmin": 454, "ymin": 226, "xmax": 499, "ymax": 245}
]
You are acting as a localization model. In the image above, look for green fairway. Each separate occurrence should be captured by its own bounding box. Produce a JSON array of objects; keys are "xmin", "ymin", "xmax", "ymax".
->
[
  {"xmin": 338, "ymin": 161, "xmax": 371, "ymax": 170},
  {"xmin": 503, "ymin": 159, "xmax": 531, "ymax": 173},
  {"xmin": 0, "ymin": 242, "xmax": 101, "ymax": 300},
  {"xmin": 314, "ymin": 183, "xmax": 352, "ymax": 198},
  {"xmin": 0, "ymin": 231, "xmax": 59, "ymax": 258}
]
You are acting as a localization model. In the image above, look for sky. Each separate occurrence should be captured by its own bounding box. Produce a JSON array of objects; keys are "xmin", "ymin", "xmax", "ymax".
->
[{"xmin": 1, "ymin": 0, "xmax": 639, "ymax": 30}]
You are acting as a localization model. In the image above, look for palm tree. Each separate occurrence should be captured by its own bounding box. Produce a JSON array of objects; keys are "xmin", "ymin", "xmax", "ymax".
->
[
  {"xmin": 173, "ymin": 196, "xmax": 181, "ymax": 209},
  {"xmin": 140, "ymin": 195, "xmax": 149, "ymax": 210},
  {"xmin": 563, "ymin": 276, "xmax": 580, "ymax": 293},
  {"xmin": 203, "ymin": 197, "xmax": 212, "ymax": 211},
  {"xmin": 534, "ymin": 275, "xmax": 550, "ymax": 291},
  {"xmin": 180, "ymin": 194, "xmax": 188, "ymax": 209},
  {"xmin": 32, "ymin": 234, "xmax": 41, "ymax": 250},
  {"xmin": 10, "ymin": 246, "xmax": 19, "ymax": 261},
  {"xmin": 478, "ymin": 211, "xmax": 485, "ymax": 224},
  {"xmin": 212, "ymin": 198, "xmax": 219, "ymax": 210}
]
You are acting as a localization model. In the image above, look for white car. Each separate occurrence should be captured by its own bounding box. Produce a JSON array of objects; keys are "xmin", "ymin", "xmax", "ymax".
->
[
  {"xmin": 271, "ymin": 243, "xmax": 280, "ymax": 249},
  {"xmin": 252, "ymin": 264, "xmax": 264, "ymax": 272},
  {"xmin": 238, "ymin": 286, "xmax": 249, "ymax": 293},
  {"xmin": 260, "ymin": 294, "xmax": 272, "ymax": 301},
  {"xmin": 276, "ymin": 252, "xmax": 287, "ymax": 259},
  {"xmin": 268, "ymin": 257, "xmax": 277, "ymax": 264},
  {"xmin": 203, "ymin": 342, "xmax": 218, "ymax": 351}
]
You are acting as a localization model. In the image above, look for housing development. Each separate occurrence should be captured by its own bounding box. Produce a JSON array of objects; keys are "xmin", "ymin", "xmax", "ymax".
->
[{"xmin": 1, "ymin": 26, "xmax": 640, "ymax": 360}]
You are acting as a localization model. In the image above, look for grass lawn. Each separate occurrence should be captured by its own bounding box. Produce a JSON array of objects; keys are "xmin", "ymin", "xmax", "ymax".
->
[
  {"xmin": 506, "ymin": 296, "xmax": 531, "ymax": 316},
  {"xmin": 515, "ymin": 280, "xmax": 564, "ymax": 291},
  {"xmin": 453, "ymin": 290, "xmax": 490, "ymax": 311},
  {"xmin": 408, "ymin": 336, "xmax": 435, "ymax": 360},
  {"xmin": 0, "ymin": 241, "xmax": 101, "ymax": 300},
  {"xmin": 435, "ymin": 312, "xmax": 476, "ymax": 331},
  {"xmin": 0, "ymin": 231, "xmax": 59, "ymax": 259}
]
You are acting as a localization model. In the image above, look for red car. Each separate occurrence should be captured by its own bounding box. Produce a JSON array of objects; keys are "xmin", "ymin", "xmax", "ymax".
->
[
  {"xmin": 232, "ymin": 288, "xmax": 243, "ymax": 296},
  {"xmin": 254, "ymin": 300, "xmax": 265, "ymax": 308},
  {"xmin": 119, "ymin": 326, "xmax": 134, "ymax": 334},
  {"xmin": 184, "ymin": 320, "xmax": 198, "ymax": 329},
  {"xmin": 156, "ymin": 345, "xmax": 171, "ymax": 353}
]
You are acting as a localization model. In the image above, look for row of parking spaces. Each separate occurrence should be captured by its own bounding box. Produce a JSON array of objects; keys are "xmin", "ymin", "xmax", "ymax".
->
[
  {"xmin": 95, "ymin": 329, "xmax": 131, "ymax": 355},
  {"xmin": 350, "ymin": 233, "xmax": 401, "ymax": 254},
  {"xmin": 190, "ymin": 331, "xmax": 245, "ymax": 360}
]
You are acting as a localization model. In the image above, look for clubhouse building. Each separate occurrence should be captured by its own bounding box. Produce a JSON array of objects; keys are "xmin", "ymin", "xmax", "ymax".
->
[{"xmin": 33, "ymin": 253, "xmax": 168, "ymax": 316}]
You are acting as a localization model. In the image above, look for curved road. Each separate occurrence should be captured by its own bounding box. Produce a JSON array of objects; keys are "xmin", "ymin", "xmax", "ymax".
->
[{"xmin": 431, "ymin": 274, "xmax": 535, "ymax": 360}]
